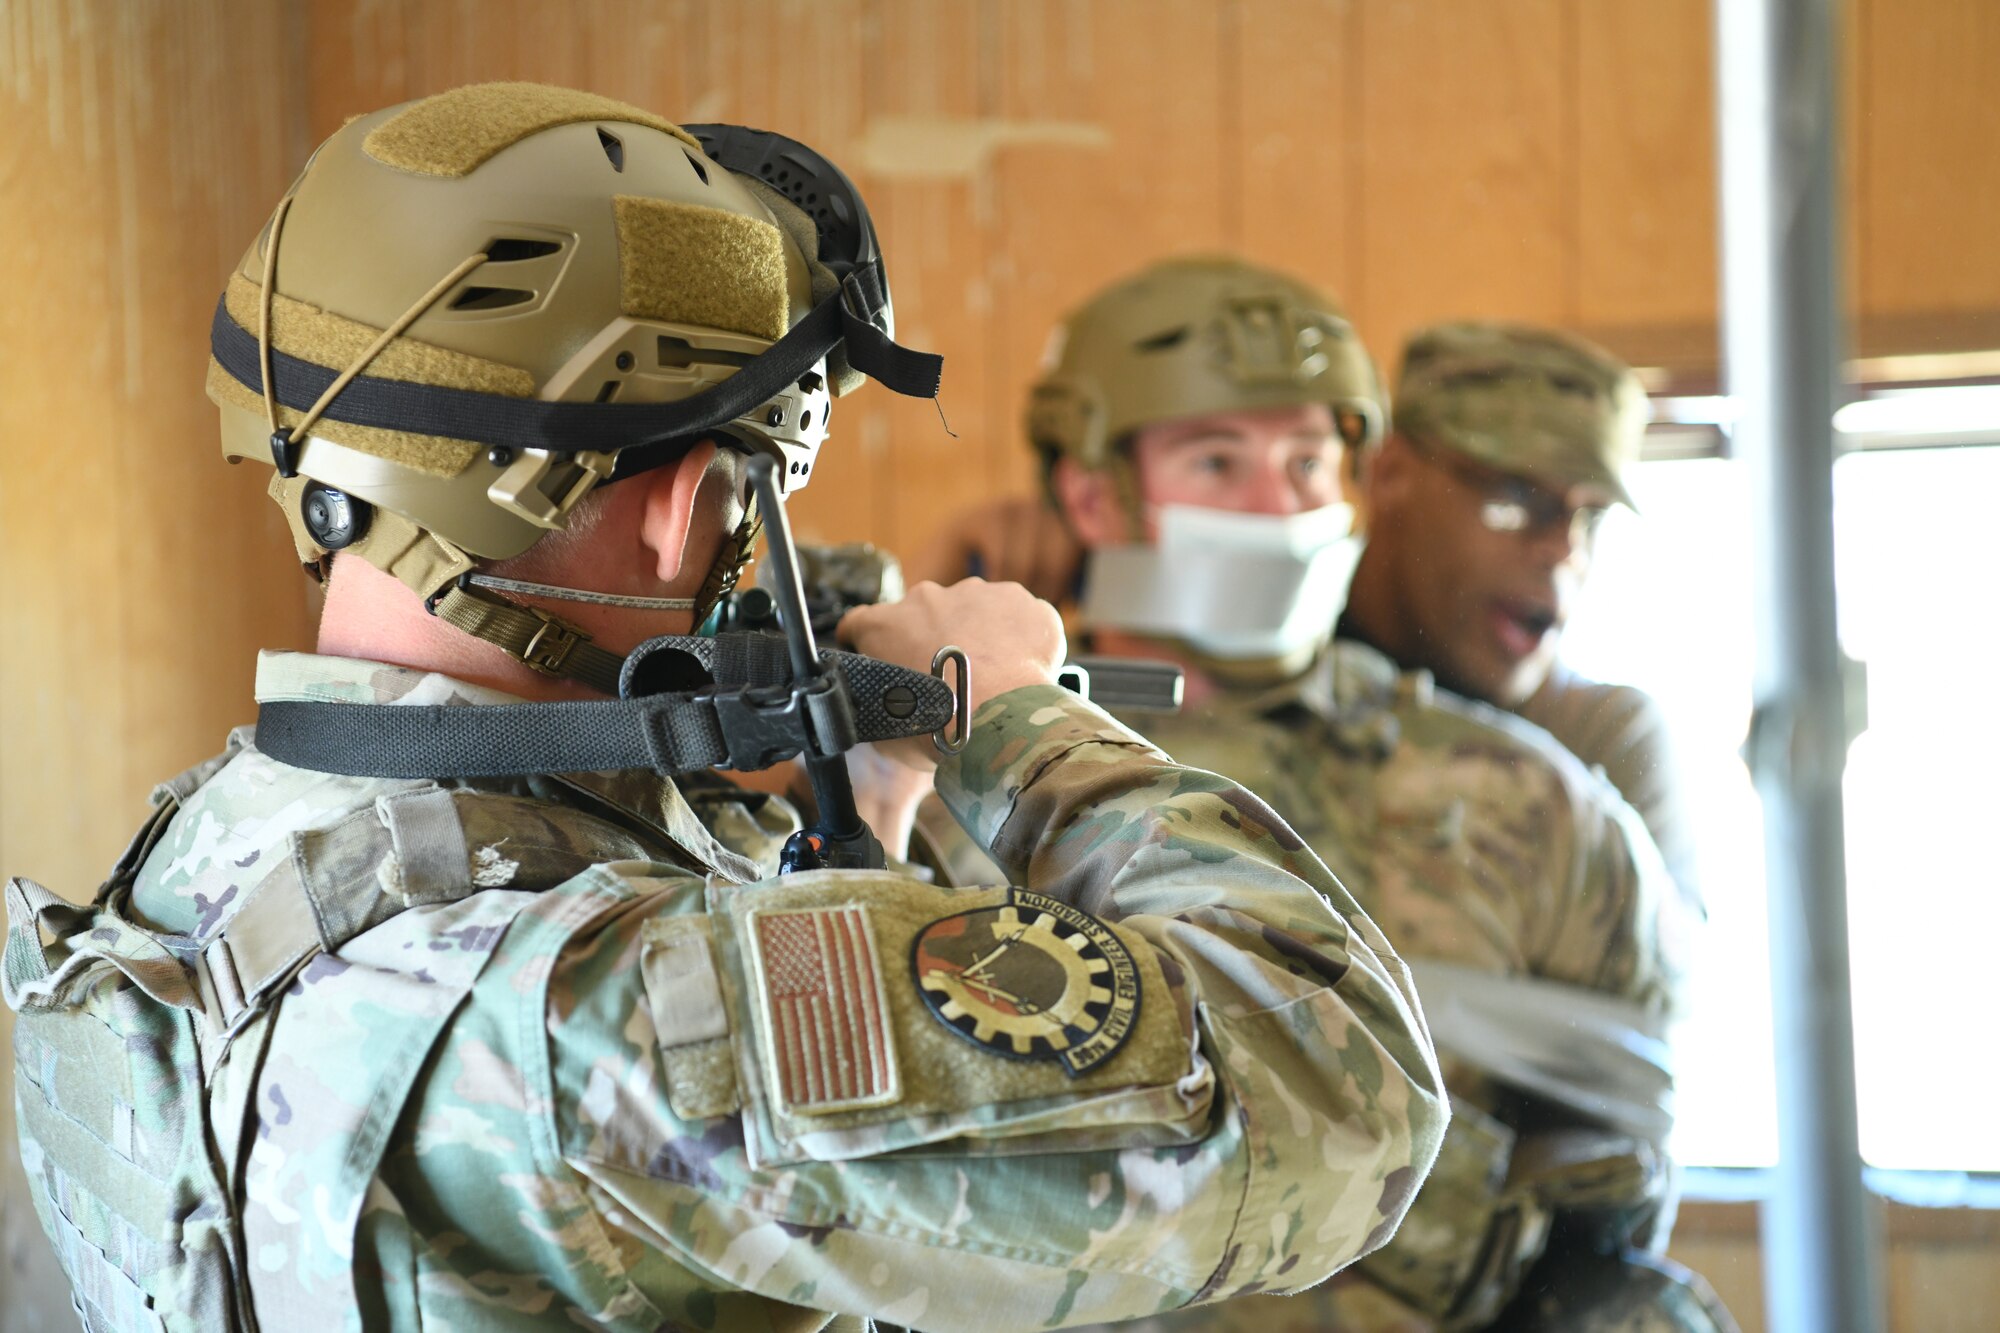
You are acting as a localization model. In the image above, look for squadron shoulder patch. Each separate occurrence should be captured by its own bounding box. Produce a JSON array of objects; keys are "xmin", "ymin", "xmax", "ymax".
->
[
  {"xmin": 746, "ymin": 905, "xmax": 901, "ymax": 1115},
  {"xmin": 911, "ymin": 890, "xmax": 1141, "ymax": 1076}
]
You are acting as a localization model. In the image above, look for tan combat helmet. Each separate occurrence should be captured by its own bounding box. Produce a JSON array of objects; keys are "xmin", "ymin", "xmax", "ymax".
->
[
  {"xmin": 1026, "ymin": 255, "xmax": 1385, "ymax": 511},
  {"xmin": 208, "ymin": 82, "xmax": 938, "ymax": 693},
  {"xmin": 1393, "ymin": 322, "xmax": 1648, "ymax": 509}
]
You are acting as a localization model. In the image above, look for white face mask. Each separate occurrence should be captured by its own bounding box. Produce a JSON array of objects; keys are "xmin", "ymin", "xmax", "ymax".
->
[{"xmin": 1081, "ymin": 502, "xmax": 1365, "ymax": 660}]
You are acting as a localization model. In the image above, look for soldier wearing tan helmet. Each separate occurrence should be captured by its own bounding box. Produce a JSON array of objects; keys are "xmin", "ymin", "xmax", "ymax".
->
[
  {"xmin": 1340, "ymin": 322, "xmax": 1699, "ymax": 911},
  {"xmin": 914, "ymin": 258, "xmax": 1730, "ymax": 1332},
  {"xmin": 922, "ymin": 321, "xmax": 1694, "ymax": 912},
  {"xmin": 4, "ymin": 86, "xmax": 1450, "ymax": 1331}
]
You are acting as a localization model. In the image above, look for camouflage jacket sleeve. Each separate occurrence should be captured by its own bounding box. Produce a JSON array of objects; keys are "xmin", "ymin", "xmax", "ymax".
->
[
  {"xmin": 508, "ymin": 686, "xmax": 1446, "ymax": 1331},
  {"xmin": 1516, "ymin": 671, "xmax": 1703, "ymax": 918},
  {"xmin": 1529, "ymin": 763, "xmax": 1690, "ymax": 1017}
]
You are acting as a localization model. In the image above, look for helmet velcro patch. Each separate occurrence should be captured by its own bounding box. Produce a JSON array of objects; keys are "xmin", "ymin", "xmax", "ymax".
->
[
  {"xmin": 362, "ymin": 81, "xmax": 700, "ymax": 178},
  {"xmin": 224, "ymin": 274, "xmax": 535, "ymax": 398},
  {"xmin": 614, "ymin": 196, "xmax": 791, "ymax": 342}
]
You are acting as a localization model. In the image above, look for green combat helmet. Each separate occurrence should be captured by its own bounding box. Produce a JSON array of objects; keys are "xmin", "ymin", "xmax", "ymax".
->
[
  {"xmin": 206, "ymin": 82, "xmax": 940, "ymax": 694},
  {"xmin": 1026, "ymin": 256, "xmax": 1384, "ymax": 670},
  {"xmin": 1026, "ymin": 254, "xmax": 1385, "ymax": 512},
  {"xmin": 1394, "ymin": 321, "xmax": 1648, "ymax": 509}
]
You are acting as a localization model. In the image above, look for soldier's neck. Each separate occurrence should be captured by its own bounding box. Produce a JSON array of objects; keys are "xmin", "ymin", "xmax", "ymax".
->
[
  {"xmin": 315, "ymin": 553, "xmax": 691, "ymax": 703},
  {"xmin": 1337, "ymin": 546, "xmax": 1418, "ymax": 672}
]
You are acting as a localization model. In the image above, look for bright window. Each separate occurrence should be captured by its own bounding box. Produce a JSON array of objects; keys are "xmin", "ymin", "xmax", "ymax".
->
[{"xmin": 1558, "ymin": 444, "xmax": 2000, "ymax": 1171}]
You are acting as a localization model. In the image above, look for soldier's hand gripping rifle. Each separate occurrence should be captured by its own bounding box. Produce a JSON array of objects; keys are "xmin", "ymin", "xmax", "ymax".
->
[{"xmin": 721, "ymin": 543, "xmax": 1185, "ymax": 715}]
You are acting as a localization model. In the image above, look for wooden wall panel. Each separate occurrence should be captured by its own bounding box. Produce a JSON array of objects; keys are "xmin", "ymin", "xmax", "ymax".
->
[
  {"xmin": 0, "ymin": 3, "xmax": 312, "ymax": 1327},
  {"xmin": 1892, "ymin": 1246, "xmax": 2000, "ymax": 1330},
  {"xmin": 840, "ymin": 0, "xmax": 996, "ymax": 559},
  {"xmin": 1670, "ymin": 1201, "xmax": 2000, "ymax": 1332},
  {"xmin": 1352, "ymin": 0, "xmax": 1570, "ymax": 370},
  {"xmin": 1231, "ymin": 0, "xmax": 1358, "ymax": 315},
  {"xmin": 1857, "ymin": 0, "xmax": 2000, "ymax": 320},
  {"xmin": 1573, "ymin": 0, "xmax": 1715, "ymax": 337},
  {"xmin": 983, "ymin": 0, "xmax": 1231, "ymax": 502},
  {"xmin": 1667, "ymin": 1236, "xmax": 1768, "ymax": 1332}
]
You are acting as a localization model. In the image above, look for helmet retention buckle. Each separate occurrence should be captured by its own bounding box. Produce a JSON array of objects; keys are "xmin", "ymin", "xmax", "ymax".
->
[{"xmin": 520, "ymin": 607, "xmax": 587, "ymax": 677}]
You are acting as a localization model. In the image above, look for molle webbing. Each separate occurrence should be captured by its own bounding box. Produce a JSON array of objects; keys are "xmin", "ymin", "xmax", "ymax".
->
[
  {"xmin": 208, "ymin": 263, "xmax": 940, "ymax": 463},
  {"xmin": 362, "ymin": 82, "xmax": 702, "ymax": 177}
]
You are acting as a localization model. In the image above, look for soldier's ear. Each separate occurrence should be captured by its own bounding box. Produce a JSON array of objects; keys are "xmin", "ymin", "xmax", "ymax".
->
[
  {"xmin": 1050, "ymin": 457, "xmax": 1130, "ymax": 547},
  {"xmin": 638, "ymin": 440, "xmax": 735, "ymax": 585}
]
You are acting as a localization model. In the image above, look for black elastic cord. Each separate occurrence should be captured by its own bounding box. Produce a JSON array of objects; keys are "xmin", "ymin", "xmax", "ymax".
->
[{"xmin": 211, "ymin": 268, "xmax": 941, "ymax": 458}]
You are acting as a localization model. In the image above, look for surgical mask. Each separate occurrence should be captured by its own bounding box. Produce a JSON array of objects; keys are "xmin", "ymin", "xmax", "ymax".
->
[{"xmin": 1081, "ymin": 502, "xmax": 1364, "ymax": 660}]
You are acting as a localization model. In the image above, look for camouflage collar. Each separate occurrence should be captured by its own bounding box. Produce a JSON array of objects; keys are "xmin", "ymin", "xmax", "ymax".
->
[{"xmin": 253, "ymin": 652, "xmax": 764, "ymax": 884}]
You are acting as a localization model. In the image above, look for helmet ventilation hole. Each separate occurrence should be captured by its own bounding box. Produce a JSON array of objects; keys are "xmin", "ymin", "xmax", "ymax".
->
[
  {"xmin": 595, "ymin": 380, "xmax": 621, "ymax": 403},
  {"xmin": 450, "ymin": 286, "xmax": 534, "ymax": 311},
  {"xmin": 484, "ymin": 238, "xmax": 562, "ymax": 262},
  {"xmin": 684, "ymin": 149, "xmax": 709, "ymax": 185},
  {"xmin": 596, "ymin": 127, "xmax": 625, "ymax": 172},
  {"xmin": 1135, "ymin": 326, "xmax": 1191, "ymax": 352}
]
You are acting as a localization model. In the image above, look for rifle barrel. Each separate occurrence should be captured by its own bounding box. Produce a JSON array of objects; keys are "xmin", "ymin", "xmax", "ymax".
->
[{"xmin": 744, "ymin": 456, "xmax": 821, "ymax": 680}]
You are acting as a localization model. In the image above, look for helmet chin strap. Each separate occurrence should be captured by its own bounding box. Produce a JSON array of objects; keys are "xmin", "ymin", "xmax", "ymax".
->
[
  {"xmin": 421, "ymin": 503, "xmax": 762, "ymax": 698},
  {"xmin": 461, "ymin": 573, "xmax": 695, "ymax": 613}
]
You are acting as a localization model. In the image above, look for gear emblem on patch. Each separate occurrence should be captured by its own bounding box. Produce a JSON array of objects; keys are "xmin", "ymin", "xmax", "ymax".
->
[{"xmin": 911, "ymin": 889, "xmax": 1140, "ymax": 1076}]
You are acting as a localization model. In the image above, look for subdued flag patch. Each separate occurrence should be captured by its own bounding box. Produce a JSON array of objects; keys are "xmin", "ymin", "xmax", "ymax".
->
[{"xmin": 748, "ymin": 905, "xmax": 901, "ymax": 1115}]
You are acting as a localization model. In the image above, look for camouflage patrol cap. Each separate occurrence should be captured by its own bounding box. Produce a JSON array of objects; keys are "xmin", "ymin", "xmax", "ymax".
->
[
  {"xmin": 1027, "ymin": 255, "xmax": 1385, "ymax": 476},
  {"xmin": 1393, "ymin": 322, "xmax": 1647, "ymax": 508}
]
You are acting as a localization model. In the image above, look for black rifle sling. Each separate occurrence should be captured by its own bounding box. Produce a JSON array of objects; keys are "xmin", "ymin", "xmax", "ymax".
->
[{"xmin": 255, "ymin": 636, "xmax": 954, "ymax": 780}]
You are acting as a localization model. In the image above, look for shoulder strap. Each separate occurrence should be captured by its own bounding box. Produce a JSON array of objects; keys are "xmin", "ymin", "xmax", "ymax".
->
[
  {"xmin": 191, "ymin": 786, "xmax": 525, "ymax": 1032},
  {"xmin": 253, "ymin": 635, "xmax": 955, "ymax": 780}
]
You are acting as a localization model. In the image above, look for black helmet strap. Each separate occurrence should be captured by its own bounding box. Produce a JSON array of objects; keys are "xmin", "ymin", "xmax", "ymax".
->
[{"xmin": 209, "ymin": 265, "xmax": 939, "ymax": 466}]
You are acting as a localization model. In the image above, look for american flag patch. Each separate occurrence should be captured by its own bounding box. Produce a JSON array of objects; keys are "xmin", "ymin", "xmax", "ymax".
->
[{"xmin": 747, "ymin": 905, "xmax": 900, "ymax": 1115}]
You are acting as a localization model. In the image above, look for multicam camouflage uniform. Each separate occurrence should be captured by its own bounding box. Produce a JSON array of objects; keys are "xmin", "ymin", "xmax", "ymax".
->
[
  {"xmin": 1517, "ymin": 664, "xmax": 1700, "ymax": 917},
  {"xmin": 928, "ymin": 636, "xmax": 1729, "ymax": 1333},
  {"xmin": 7, "ymin": 650, "xmax": 1446, "ymax": 1331}
]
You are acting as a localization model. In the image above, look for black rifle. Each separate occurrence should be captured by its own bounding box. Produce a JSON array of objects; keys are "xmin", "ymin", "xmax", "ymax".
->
[
  {"xmin": 721, "ymin": 553, "xmax": 1184, "ymax": 715},
  {"xmin": 746, "ymin": 456, "xmax": 902, "ymax": 873}
]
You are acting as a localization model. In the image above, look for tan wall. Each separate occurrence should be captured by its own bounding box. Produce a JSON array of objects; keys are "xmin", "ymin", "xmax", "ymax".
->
[
  {"xmin": 1670, "ymin": 1203, "xmax": 2000, "ymax": 1332},
  {"xmin": 4, "ymin": 1, "xmax": 1998, "ymax": 1328}
]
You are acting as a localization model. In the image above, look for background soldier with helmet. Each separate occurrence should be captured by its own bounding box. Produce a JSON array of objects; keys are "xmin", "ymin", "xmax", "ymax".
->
[
  {"xmin": 916, "ymin": 322, "xmax": 1699, "ymax": 919},
  {"xmin": 3, "ymin": 85, "xmax": 1446, "ymax": 1331},
  {"xmin": 1340, "ymin": 323, "xmax": 1702, "ymax": 913},
  {"xmin": 914, "ymin": 254, "xmax": 1734, "ymax": 1331}
]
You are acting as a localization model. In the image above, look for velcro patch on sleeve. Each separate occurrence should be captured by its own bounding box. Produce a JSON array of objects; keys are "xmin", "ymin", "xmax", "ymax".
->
[
  {"xmin": 639, "ymin": 919, "xmax": 729, "ymax": 1048},
  {"xmin": 745, "ymin": 905, "xmax": 900, "ymax": 1115}
]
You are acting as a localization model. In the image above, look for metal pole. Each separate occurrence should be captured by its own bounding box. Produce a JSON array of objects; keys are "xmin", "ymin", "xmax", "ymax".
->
[{"xmin": 1714, "ymin": 1, "xmax": 1883, "ymax": 1330}]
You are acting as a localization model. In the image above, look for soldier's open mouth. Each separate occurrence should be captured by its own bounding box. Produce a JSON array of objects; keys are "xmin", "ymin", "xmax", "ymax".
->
[{"xmin": 1490, "ymin": 600, "xmax": 1557, "ymax": 659}]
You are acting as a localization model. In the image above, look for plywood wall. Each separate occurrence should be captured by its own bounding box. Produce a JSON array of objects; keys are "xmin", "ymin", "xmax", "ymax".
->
[
  {"xmin": 4, "ymin": 1, "xmax": 1999, "ymax": 1328},
  {"xmin": 0, "ymin": 4, "xmax": 315, "ymax": 1322},
  {"xmin": 1669, "ymin": 1202, "xmax": 2000, "ymax": 1331}
]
